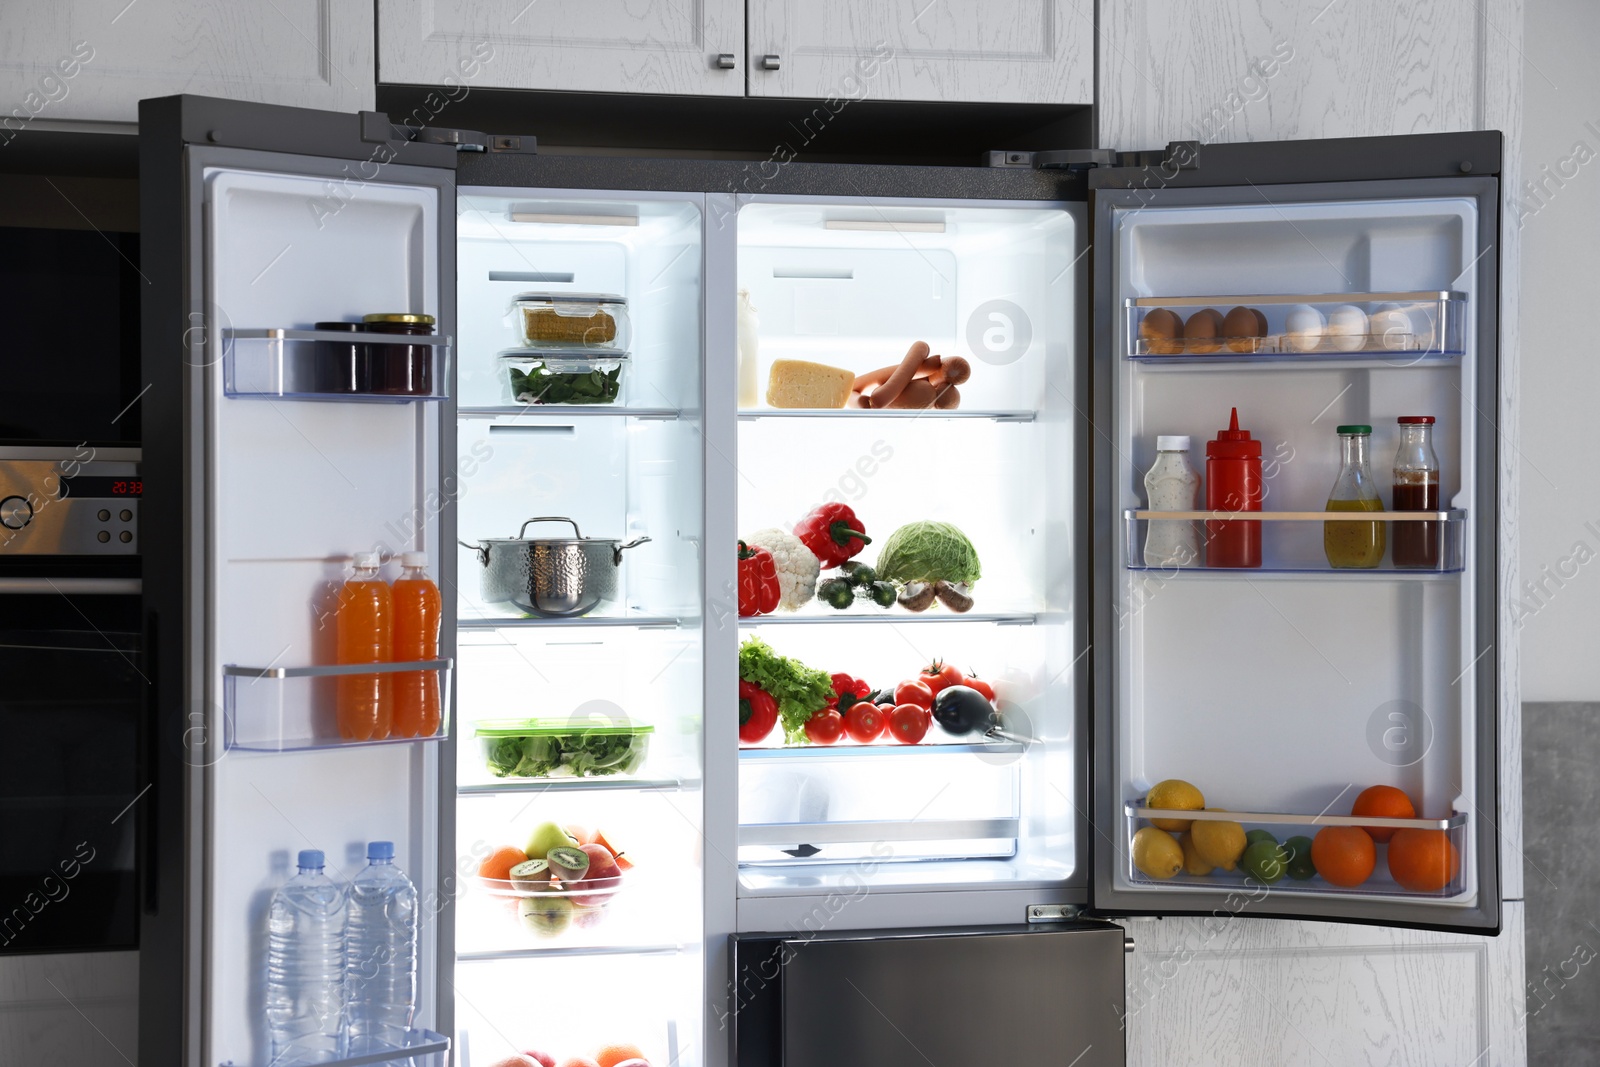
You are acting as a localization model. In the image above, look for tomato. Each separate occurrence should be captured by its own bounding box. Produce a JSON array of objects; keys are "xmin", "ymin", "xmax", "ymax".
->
[
  {"xmin": 894, "ymin": 679, "xmax": 934, "ymax": 710},
  {"xmin": 888, "ymin": 704, "xmax": 929, "ymax": 744},
  {"xmin": 964, "ymin": 676, "xmax": 995, "ymax": 702},
  {"xmin": 803, "ymin": 708, "xmax": 845, "ymax": 745},
  {"xmin": 919, "ymin": 660, "xmax": 964, "ymax": 695},
  {"xmin": 843, "ymin": 701, "xmax": 885, "ymax": 743}
]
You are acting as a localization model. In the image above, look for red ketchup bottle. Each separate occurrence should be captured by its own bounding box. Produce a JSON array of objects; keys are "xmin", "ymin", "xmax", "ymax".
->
[{"xmin": 1205, "ymin": 407, "xmax": 1263, "ymax": 567}]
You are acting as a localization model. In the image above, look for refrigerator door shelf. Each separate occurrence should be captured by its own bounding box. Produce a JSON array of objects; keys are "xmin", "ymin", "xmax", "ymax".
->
[
  {"xmin": 1126, "ymin": 290, "xmax": 1465, "ymax": 361},
  {"xmin": 1124, "ymin": 508, "xmax": 1467, "ymax": 574},
  {"xmin": 1126, "ymin": 801, "xmax": 1467, "ymax": 831},
  {"xmin": 222, "ymin": 328, "xmax": 454, "ymax": 401},
  {"xmin": 217, "ymin": 1028, "xmax": 450, "ymax": 1067},
  {"xmin": 221, "ymin": 660, "xmax": 452, "ymax": 753}
]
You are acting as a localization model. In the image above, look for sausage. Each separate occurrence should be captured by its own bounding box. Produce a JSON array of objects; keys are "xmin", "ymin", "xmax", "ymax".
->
[
  {"xmin": 870, "ymin": 340, "xmax": 932, "ymax": 407},
  {"xmin": 884, "ymin": 378, "xmax": 936, "ymax": 409},
  {"xmin": 852, "ymin": 352, "xmax": 940, "ymax": 393},
  {"xmin": 933, "ymin": 384, "xmax": 961, "ymax": 409},
  {"xmin": 931, "ymin": 355, "xmax": 970, "ymax": 387}
]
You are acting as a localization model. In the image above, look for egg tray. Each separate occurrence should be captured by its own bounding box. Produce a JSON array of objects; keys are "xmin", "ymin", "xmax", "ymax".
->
[{"xmin": 1130, "ymin": 331, "xmax": 1436, "ymax": 358}]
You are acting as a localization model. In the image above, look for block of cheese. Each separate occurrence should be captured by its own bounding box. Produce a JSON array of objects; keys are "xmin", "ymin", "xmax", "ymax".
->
[{"xmin": 765, "ymin": 359, "xmax": 854, "ymax": 409}]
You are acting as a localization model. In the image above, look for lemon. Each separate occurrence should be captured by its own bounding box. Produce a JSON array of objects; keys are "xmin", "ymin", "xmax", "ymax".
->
[
  {"xmin": 1146, "ymin": 779, "xmax": 1205, "ymax": 831},
  {"xmin": 1179, "ymin": 833, "xmax": 1215, "ymax": 876},
  {"xmin": 1190, "ymin": 815, "xmax": 1247, "ymax": 871},
  {"xmin": 1132, "ymin": 826, "xmax": 1183, "ymax": 880}
]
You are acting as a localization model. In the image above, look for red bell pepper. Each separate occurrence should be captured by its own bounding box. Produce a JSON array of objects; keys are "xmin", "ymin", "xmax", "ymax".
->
[
  {"xmin": 737, "ymin": 541, "xmax": 781, "ymax": 617},
  {"xmin": 793, "ymin": 504, "xmax": 870, "ymax": 569},
  {"xmin": 739, "ymin": 679, "xmax": 779, "ymax": 744}
]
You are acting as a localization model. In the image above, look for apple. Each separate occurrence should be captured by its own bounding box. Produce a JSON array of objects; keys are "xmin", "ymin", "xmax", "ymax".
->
[
  {"xmin": 521, "ymin": 1053, "xmax": 556, "ymax": 1067},
  {"xmin": 517, "ymin": 894, "xmax": 572, "ymax": 937},
  {"xmin": 564, "ymin": 823, "xmax": 599, "ymax": 846},
  {"xmin": 570, "ymin": 904, "xmax": 609, "ymax": 930},
  {"xmin": 569, "ymin": 843, "xmax": 623, "ymax": 907},
  {"xmin": 525, "ymin": 820, "xmax": 577, "ymax": 861}
]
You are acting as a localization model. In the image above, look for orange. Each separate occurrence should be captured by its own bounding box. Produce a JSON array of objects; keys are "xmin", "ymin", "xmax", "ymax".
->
[
  {"xmin": 477, "ymin": 845, "xmax": 530, "ymax": 883},
  {"xmin": 595, "ymin": 1044, "xmax": 647, "ymax": 1067},
  {"xmin": 1310, "ymin": 826, "xmax": 1376, "ymax": 887},
  {"xmin": 1387, "ymin": 829, "xmax": 1460, "ymax": 892},
  {"xmin": 595, "ymin": 829, "xmax": 634, "ymax": 871},
  {"xmin": 1350, "ymin": 785, "xmax": 1416, "ymax": 844}
]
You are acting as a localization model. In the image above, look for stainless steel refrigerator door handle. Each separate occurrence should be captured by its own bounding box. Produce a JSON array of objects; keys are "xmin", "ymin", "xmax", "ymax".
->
[
  {"xmin": 761, "ymin": 54, "xmax": 781, "ymax": 70},
  {"xmin": 1125, "ymin": 936, "xmax": 1136, "ymax": 954},
  {"xmin": 716, "ymin": 53, "xmax": 736, "ymax": 69}
]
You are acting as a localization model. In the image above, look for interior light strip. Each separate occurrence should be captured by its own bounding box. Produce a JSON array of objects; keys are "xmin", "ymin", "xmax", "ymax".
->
[
  {"xmin": 509, "ymin": 212, "xmax": 640, "ymax": 226},
  {"xmin": 824, "ymin": 220, "xmax": 946, "ymax": 233}
]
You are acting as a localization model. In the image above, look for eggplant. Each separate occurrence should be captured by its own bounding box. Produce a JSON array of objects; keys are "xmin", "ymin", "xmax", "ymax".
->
[{"xmin": 931, "ymin": 684, "xmax": 997, "ymax": 737}]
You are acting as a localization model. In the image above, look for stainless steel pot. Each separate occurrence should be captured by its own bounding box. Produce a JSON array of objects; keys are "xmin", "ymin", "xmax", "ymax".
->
[{"xmin": 460, "ymin": 517, "xmax": 651, "ymax": 618}]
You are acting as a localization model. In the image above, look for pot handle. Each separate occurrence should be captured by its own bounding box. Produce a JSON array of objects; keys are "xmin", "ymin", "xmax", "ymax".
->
[
  {"xmin": 457, "ymin": 540, "xmax": 489, "ymax": 566},
  {"xmin": 612, "ymin": 535, "xmax": 652, "ymax": 565},
  {"xmin": 517, "ymin": 516, "xmax": 584, "ymax": 539}
]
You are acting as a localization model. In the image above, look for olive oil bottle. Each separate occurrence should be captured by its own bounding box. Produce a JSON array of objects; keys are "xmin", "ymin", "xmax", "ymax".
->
[{"xmin": 1324, "ymin": 425, "xmax": 1386, "ymax": 568}]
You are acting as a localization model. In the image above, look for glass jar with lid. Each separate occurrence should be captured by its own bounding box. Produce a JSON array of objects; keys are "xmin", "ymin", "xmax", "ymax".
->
[
  {"xmin": 512, "ymin": 293, "xmax": 630, "ymax": 350},
  {"xmin": 362, "ymin": 313, "xmax": 435, "ymax": 396}
]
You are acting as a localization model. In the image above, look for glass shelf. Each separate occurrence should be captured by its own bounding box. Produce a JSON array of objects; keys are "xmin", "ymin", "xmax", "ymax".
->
[
  {"xmin": 1125, "ymin": 290, "xmax": 1465, "ymax": 362},
  {"xmin": 458, "ymin": 405, "xmax": 682, "ymax": 419},
  {"xmin": 222, "ymin": 659, "xmax": 452, "ymax": 753},
  {"xmin": 458, "ymin": 777, "xmax": 685, "ymax": 795},
  {"xmin": 1124, "ymin": 508, "xmax": 1466, "ymax": 574},
  {"xmin": 740, "ymin": 610, "xmax": 1038, "ymax": 626},
  {"xmin": 223, "ymin": 327, "xmax": 452, "ymax": 401},
  {"xmin": 740, "ymin": 816, "xmax": 1020, "ymax": 847},
  {"xmin": 457, "ymin": 614, "xmax": 681, "ymax": 631},
  {"xmin": 740, "ymin": 408, "xmax": 1035, "ymax": 422},
  {"xmin": 218, "ymin": 1029, "xmax": 450, "ymax": 1067},
  {"xmin": 740, "ymin": 740, "xmax": 1025, "ymax": 760},
  {"xmin": 456, "ymin": 944, "xmax": 688, "ymax": 962}
]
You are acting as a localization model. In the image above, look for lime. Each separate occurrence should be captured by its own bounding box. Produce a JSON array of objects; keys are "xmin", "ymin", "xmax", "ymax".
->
[
  {"xmin": 1245, "ymin": 829, "xmax": 1277, "ymax": 847},
  {"xmin": 1284, "ymin": 836, "xmax": 1316, "ymax": 881},
  {"xmin": 1241, "ymin": 839, "xmax": 1288, "ymax": 884}
]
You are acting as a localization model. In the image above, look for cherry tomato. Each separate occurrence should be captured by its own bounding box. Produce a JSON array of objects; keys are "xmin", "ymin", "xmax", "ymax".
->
[
  {"xmin": 894, "ymin": 679, "xmax": 934, "ymax": 710},
  {"xmin": 889, "ymin": 704, "xmax": 929, "ymax": 744},
  {"xmin": 803, "ymin": 708, "xmax": 845, "ymax": 745},
  {"xmin": 964, "ymin": 676, "xmax": 995, "ymax": 702},
  {"xmin": 919, "ymin": 660, "xmax": 965, "ymax": 695},
  {"xmin": 843, "ymin": 701, "xmax": 885, "ymax": 743}
]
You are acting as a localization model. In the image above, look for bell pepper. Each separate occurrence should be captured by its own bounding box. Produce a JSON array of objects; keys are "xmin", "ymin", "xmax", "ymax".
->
[
  {"xmin": 737, "ymin": 540, "xmax": 781, "ymax": 617},
  {"xmin": 739, "ymin": 679, "xmax": 780, "ymax": 744},
  {"xmin": 793, "ymin": 504, "xmax": 871, "ymax": 569}
]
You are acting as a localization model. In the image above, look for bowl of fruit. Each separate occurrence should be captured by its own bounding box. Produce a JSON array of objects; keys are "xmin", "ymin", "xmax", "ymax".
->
[{"xmin": 474, "ymin": 820, "xmax": 634, "ymax": 938}]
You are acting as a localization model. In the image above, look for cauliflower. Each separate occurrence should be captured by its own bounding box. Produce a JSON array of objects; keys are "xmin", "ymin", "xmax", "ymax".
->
[{"xmin": 745, "ymin": 527, "xmax": 819, "ymax": 611}]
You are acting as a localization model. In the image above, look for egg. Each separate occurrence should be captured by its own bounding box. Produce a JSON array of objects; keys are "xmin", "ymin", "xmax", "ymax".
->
[
  {"xmin": 1324, "ymin": 305, "xmax": 1370, "ymax": 350},
  {"xmin": 1284, "ymin": 305, "xmax": 1326, "ymax": 352},
  {"xmin": 1139, "ymin": 307, "xmax": 1183, "ymax": 355},
  {"xmin": 1183, "ymin": 308, "xmax": 1224, "ymax": 354},
  {"xmin": 1222, "ymin": 306, "xmax": 1269, "ymax": 352},
  {"xmin": 1369, "ymin": 305, "xmax": 1417, "ymax": 352}
]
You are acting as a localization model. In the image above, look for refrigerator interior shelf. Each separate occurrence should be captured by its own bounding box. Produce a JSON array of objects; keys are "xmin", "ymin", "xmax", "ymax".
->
[
  {"xmin": 217, "ymin": 1028, "xmax": 450, "ymax": 1067},
  {"xmin": 222, "ymin": 660, "xmax": 452, "ymax": 753},
  {"xmin": 1125, "ymin": 290, "xmax": 1466, "ymax": 361},
  {"xmin": 1124, "ymin": 508, "xmax": 1466, "ymax": 573},
  {"xmin": 457, "ymin": 614, "xmax": 681, "ymax": 631},
  {"xmin": 458, "ymin": 776, "xmax": 684, "ymax": 795},
  {"xmin": 739, "ymin": 610, "xmax": 1038, "ymax": 626},
  {"xmin": 456, "ymin": 944, "xmax": 689, "ymax": 962},
  {"xmin": 223, "ymin": 327, "xmax": 453, "ymax": 401},
  {"xmin": 1127, "ymin": 802, "xmax": 1465, "ymax": 832},
  {"xmin": 739, "ymin": 408, "xmax": 1036, "ymax": 422},
  {"xmin": 459, "ymin": 405, "xmax": 682, "ymax": 419},
  {"xmin": 740, "ymin": 739, "xmax": 1025, "ymax": 760},
  {"xmin": 740, "ymin": 817, "xmax": 1019, "ymax": 847}
]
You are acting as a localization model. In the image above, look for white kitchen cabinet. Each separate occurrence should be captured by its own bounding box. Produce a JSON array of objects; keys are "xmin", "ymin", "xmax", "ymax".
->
[
  {"xmin": 378, "ymin": 0, "xmax": 745, "ymax": 98},
  {"xmin": 0, "ymin": 0, "xmax": 372, "ymax": 124},
  {"xmin": 744, "ymin": 0, "xmax": 1092, "ymax": 104}
]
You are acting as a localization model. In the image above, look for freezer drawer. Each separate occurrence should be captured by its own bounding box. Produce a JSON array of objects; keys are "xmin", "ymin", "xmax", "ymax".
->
[{"xmin": 731, "ymin": 923, "xmax": 1126, "ymax": 1066}]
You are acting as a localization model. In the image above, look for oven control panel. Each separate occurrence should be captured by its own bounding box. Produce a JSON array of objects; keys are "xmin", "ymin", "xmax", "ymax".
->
[{"xmin": 0, "ymin": 454, "xmax": 140, "ymax": 555}]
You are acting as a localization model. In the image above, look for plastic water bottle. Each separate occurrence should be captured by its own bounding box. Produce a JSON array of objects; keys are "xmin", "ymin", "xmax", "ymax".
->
[
  {"xmin": 266, "ymin": 850, "xmax": 347, "ymax": 1065},
  {"xmin": 345, "ymin": 841, "xmax": 418, "ymax": 1050}
]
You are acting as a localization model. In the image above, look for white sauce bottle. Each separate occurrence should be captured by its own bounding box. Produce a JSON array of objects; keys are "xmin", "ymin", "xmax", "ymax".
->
[
  {"xmin": 1143, "ymin": 435, "xmax": 1201, "ymax": 567},
  {"xmin": 736, "ymin": 288, "xmax": 760, "ymax": 408}
]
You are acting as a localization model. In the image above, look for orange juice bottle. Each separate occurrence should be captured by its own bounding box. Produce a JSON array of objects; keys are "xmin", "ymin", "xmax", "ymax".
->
[
  {"xmin": 391, "ymin": 551, "xmax": 442, "ymax": 738},
  {"xmin": 336, "ymin": 552, "xmax": 393, "ymax": 740}
]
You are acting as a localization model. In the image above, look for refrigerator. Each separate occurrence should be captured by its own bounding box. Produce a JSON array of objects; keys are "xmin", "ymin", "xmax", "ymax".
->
[{"xmin": 137, "ymin": 94, "xmax": 1502, "ymax": 1067}]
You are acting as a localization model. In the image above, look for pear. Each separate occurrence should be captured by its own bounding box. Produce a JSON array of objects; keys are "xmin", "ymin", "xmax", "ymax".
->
[
  {"xmin": 524, "ymin": 820, "xmax": 576, "ymax": 861},
  {"xmin": 517, "ymin": 895, "xmax": 571, "ymax": 937}
]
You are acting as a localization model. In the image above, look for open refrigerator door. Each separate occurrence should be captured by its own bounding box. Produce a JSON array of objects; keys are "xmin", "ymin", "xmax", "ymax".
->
[{"xmin": 1087, "ymin": 133, "xmax": 1503, "ymax": 932}]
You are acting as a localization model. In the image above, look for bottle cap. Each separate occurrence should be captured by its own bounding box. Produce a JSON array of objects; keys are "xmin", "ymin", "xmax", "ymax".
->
[
  {"xmin": 401, "ymin": 551, "xmax": 428, "ymax": 568},
  {"xmin": 297, "ymin": 849, "xmax": 324, "ymax": 869},
  {"xmin": 1336, "ymin": 425, "xmax": 1373, "ymax": 435},
  {"xmin": 1155, "ymin": 435, "xmax": 1191, "ymax": 451},
  {"xmin": 1397, "ymin": 415, "xmax": 1435, "ymax": 425},
  {"xmin": 367, "ymin": 841, "xmax": 394, "ymax": 861},
  {"xmin": 1206, "ymin": 407, "xmax": 1261, "ymax": 460},
  {"xmin": 353, "ymin": 551, "xmax": 381, "ymax": 569}
]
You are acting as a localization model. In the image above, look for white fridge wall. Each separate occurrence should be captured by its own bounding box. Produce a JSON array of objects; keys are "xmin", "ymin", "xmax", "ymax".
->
[
  {"xmin": 1110, "ymin": 194, "xmax": 1481, "ymax": 905},
  {"xmin": 202, "ymin": 166, "xmax": 444, "ymax": 1065}
]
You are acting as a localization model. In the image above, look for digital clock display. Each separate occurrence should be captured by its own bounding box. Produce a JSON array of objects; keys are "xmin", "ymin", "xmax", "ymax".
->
[{"xmin": 55, "ymin": 476, "xmax": 142, "ymax": 499}]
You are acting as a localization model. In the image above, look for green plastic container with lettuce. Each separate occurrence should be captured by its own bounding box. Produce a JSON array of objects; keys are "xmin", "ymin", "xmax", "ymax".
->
[{"xmin": 475, "ymin": 717, "xmax": 653, "ymax": 779}]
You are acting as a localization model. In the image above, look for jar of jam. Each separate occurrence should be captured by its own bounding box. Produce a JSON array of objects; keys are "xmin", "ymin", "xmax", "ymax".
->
[
  {"xmin": 313, "ymin": 321, "xmax": 368, "ymax": 393},
  {"xmin": 363, "ymin": 313, "xmax": 435, "ymax": 395}
]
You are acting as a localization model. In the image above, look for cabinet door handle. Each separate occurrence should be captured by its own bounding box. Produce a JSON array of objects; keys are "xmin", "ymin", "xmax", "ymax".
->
[
  {"xmin": 761, "ymin": 54, "xmax": 781, "ymax": 70},
  {"xmin": 716, "ymin": 53, "xmax": 736, "ymax": 69}
]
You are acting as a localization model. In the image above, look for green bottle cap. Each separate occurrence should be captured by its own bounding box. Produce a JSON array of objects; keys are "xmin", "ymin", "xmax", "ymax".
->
[{"xmin": 1335, "ymin": 425, "xmax": 1372, "ymax": 435}]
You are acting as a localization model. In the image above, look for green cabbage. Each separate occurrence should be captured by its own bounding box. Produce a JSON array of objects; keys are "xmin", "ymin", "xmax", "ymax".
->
[{"xmin": 873, "ymin": 521, "xmax": 982, "ymax": 586}]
